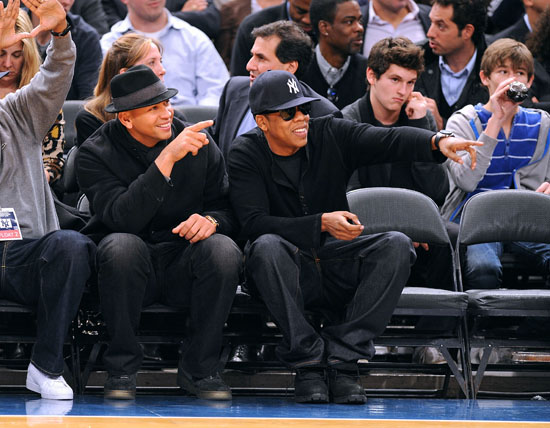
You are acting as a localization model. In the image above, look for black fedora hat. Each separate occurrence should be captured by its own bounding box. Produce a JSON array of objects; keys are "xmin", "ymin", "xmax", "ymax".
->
[{"xmin": 105, "ymin": 64, "xmax": 178, "ymax": 113}]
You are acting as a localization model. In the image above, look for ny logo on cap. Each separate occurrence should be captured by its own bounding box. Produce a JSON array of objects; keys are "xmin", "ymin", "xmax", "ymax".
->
[{"xmin": 287, "ymin": 78, "xmax": 299, "ymax": 94}]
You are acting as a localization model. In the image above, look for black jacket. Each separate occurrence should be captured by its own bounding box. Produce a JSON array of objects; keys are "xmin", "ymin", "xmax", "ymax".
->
[
  {"xmin": 227, "ymin": 116, "xmax": 442, "ymax": 250},
  {"xmin": 77, "ymin": 118, "xmax": 237, "ymax": 244},
  {"xmin": 487, "ymin": 17, "xmax": 530, "ymax": 44},
  {"xmin": 414, "ymin": 40, "xmax": 488, "ymax": 126},
  {"xmin": 213, "ymin": 76, "xmax": 341, "ymax": 161},
  {"xmin": 301, "ymin": 53, "xmax": 368, "ymax": 110}
]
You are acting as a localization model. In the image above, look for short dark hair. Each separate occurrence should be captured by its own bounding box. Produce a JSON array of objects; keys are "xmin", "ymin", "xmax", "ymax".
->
[
  {"xmin": 310, "ymin": 0, "xmax": 350, "ymax": 37},
  {"xmin": 251, "ymin": 21, "xmax": 313, "ymax": 80},
  {"xmin": 368, "ymin": 37, "xmax": 425, "ymax": 79},
  {"xmin": 432, "ymin": 0, "xmax": 487, "ymax": 46}
]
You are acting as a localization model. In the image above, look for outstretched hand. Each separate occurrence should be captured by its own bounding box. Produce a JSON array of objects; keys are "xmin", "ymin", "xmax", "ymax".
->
[
  {"xmin": 22, "ymin": 0, "xmax": 66, "ymax": 36},
  {"xmin": 0, "ymin": 0, "xmax": 32, "ymax": 49},
  {"xmin": 437, "ymin": 136, "xmax": 483, "ymax": 170}
]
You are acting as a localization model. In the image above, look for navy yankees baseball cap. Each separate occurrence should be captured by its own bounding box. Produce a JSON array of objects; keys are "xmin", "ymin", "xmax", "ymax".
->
[{"xmin": 249, "ymin": 70, "xmax": 319, "ymax": 115}]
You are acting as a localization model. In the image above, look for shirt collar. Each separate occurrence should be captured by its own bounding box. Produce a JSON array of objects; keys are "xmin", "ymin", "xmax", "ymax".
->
[
  {"xmin": 438, "ymin": 48, "xmax": 478, "ymax": 78},
  {"xmin": 315, "ymin": 44, "xmax": 351, "ymax": 87},
  {"xmin": 368, "ymin": 0, "xmax": 419, "ymax": 24},
  {"xmin": 117, "ymin": 9, "xmax": 184, "ymax": 34}
]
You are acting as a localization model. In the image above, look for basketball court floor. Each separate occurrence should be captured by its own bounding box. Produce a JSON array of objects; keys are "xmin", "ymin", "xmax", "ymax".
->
[{"xmin": 1, "ymin": 394, "xmax": 550, "ymax": 427}]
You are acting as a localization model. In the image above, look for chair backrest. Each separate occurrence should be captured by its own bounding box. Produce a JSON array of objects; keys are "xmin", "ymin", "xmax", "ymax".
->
[
  {"xmin": 59, "ymin": 145, "xmax": 79, "ymax": 194},
  {"xmin": 347, "ymin": 187, "xmax": 451, "ymax": 246},
  {"xmin": 458, "ymin": 190, "xmax": 550, "ymax": 246},
  {"xmin": 63, "ymin": 100, "xmax": 86, "ymax": 153},
  {"xmin": 175, "ymin": 105, "xmax": 218, "ymax": 123}
]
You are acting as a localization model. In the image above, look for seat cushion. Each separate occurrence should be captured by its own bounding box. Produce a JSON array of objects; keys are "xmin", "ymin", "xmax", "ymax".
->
[
  {"xmin": 467, "ymin": 289, "xmax": 550, "ymax": 311},
  {"xmin": 397, "ymin": 287, "xmax": 468, "ymax": 310}
]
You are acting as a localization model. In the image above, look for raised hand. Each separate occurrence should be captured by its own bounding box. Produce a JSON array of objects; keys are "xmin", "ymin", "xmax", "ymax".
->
[
  {"xmin": 0, "ymin": 0, "xmax": 32, "ymax": 49},
  {"xmin": 22, "ymin": 0, "xmax": 67, "ymax": 36}
]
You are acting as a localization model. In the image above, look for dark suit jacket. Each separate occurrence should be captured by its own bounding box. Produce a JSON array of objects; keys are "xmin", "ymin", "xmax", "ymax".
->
[
  {"xmin": 213, "ymin": 76, "xmax": 341, "ymax": 161},
  {"xmin": 71, "ymin": 0, "xmax": 109, "ymax": 35},
  {"xmin": 487, "ymin": 17, "xmax": 529, "ymax": 44},
  {"xmin": 414, "ymin": 40, "xmax": 488, "ymax": 126}
]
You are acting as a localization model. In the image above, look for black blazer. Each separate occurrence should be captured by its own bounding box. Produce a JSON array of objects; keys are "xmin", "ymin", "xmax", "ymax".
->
[
  {"xmin": 414, "ymin": 40, "xmax": 488, "ymax": 126},
  {"xmin": 213, "ymin": 76, "xmax": 341, "ymax": 161},
  {"xmin": 487, "ymin": 17, "xmax": 530, "ymax": 44}
]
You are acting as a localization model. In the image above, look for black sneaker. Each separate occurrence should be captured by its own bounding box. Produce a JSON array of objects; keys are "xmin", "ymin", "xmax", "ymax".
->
[
  {"xmin": 328, "ymin": 364, "xmax": 366, "ymax": 404},
  {"xmin": 294, "ymin": 367, "xmax": 329, "ymax": 403},
  {"xmin": 177, "ymin": 369, "xmax": 232, "ymax": 401},
  {"xmin": 104, "ymin": 373, "xmax": 137, "ymax": 400}
]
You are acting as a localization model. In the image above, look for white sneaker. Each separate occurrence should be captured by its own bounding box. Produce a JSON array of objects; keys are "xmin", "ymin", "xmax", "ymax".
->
[{"xmin": 26, "ymin": 363, "xmax": 73, "ymax": 400}]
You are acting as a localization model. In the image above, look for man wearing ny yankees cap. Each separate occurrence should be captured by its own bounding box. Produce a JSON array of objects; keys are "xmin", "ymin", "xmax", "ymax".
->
[
  {"xmin": 227, "ymin": 70, "xmax": 481, "ymax": 404},
  {"xmin": 77, "ymin": 64, "xmax": 242, "ymax": 401}
]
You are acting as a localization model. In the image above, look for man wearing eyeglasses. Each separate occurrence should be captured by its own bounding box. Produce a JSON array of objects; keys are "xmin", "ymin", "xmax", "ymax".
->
[{"xmin": 227, "ymin": 69, "xmax": 481, "ymax": 404}]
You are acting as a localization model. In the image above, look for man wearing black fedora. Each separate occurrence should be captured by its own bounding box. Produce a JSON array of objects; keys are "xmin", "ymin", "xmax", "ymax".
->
[
  {"xmin": 227, "ymin": 70, "xmax": 481, "ymax": 404},
  {"xmin": 77, "ymin": 64, "xmax": 242, "ymax": 401}
]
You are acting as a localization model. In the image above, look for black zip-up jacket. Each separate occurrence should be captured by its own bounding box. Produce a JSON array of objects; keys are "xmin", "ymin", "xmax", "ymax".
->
[
  {"xmin": 227, "ymin": 116, "xmax": 443, "ymax": 250},
  {"xmin": 77, "ymin": 117, "xmax": 238, "ymax": 244}
]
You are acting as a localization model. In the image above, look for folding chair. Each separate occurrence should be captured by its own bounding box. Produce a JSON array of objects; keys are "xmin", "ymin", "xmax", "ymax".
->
[
  {"xmin": 457, "ymin": 189, "xmax": 550, "ymax": 397},
  {"xmin": 347, "ymin": 187, "xmax": 471, "ymax": 398}
]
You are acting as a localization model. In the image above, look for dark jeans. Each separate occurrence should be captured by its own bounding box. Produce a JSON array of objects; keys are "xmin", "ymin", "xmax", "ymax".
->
[
  {"xmin": 97, "ymin": 233, "xmax": 242, "ymax": 378},
  {"xmin": 245, "ymin": 232, "xmax": 415, "ymax": 368},
  {"xmin": 465, "ymin": 240, "xmax": 550, "ymax": 289},
  {"xmin": 0, "ymin": 230, "xmax": 96, "ymax": 376}
]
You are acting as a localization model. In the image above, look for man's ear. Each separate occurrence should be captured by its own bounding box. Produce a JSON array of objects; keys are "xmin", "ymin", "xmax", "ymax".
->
[
  {"xmin": 318, "ymin": 20, "xmax": 330, "ymax": 37},
  {"xmin": 255, "ymin": 114, "xmax": 268, "ymax": 132},
  {"xmin": 366, "ymin": 67, "xmax": 377, "ymax": 86},
  {"xmin": 117, "ymin": 111, "xmax": 133, "ymax": 129},
  {"xmin": 284, "ymin": 60, "xmax": 299, "ymax": 75},
  {"xmin": 461, "ymin": 23, "xmax": 475, "ymax": 41},
  {"xmin": 527, "ymin": 73, "xmax": 535, "ymax": 88}
]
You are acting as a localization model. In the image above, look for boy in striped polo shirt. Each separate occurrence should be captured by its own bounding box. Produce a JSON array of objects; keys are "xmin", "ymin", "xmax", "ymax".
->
[{"xmin": 441, "ymin": 38, "xmax": 550, "ymax": 289}]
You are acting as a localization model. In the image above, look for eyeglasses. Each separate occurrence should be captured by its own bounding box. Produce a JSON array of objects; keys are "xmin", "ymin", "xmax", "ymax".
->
[{"xmin": 262, "ymin": 103, "xmax": 312, "ymax": 121}]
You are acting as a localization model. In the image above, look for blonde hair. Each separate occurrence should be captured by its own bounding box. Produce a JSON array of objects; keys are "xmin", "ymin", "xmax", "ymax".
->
[
  {"xmin": 481, "ymin": 38, "xmax": 534, "ymax": 79},
  {"xmin": 85, "ymin": 33, "xmax": 163, "ymax": 123},
  {"xmin": 6, "ymin": 10, "xmax": 42, "ymax": 89}
]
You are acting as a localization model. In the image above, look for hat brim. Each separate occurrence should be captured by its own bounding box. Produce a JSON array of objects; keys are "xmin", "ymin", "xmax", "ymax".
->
[
  {"xmin": 105, "ymin": 88, "xmax": 178, "ymax": 113},
  {"xmin": 258, "ymin": 95, "xmax": 319, "ymax": 114}
]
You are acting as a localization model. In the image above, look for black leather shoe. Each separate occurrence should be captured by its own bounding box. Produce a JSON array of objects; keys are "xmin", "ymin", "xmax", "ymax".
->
[
  {"xmin": 104, "ymin": 373, "xmax": 137, "ymax": 400},
  {"xmin": 328, "ymin": 364, "xmax": 366, "ymax": 404},
  {"xmin": 177, "ymin": 368, "xmax": 232, "ymax": 401},
  {"xmin": 294, "ymin": 367, "xmax": 329, "ymax": 403}
]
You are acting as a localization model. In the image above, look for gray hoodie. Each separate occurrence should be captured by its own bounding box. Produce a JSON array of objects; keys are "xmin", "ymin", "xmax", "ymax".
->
[
  {"xmin": 0, "ymin": 35, "xmax": 76, "ymax": 239},
  {"xmin": 441, "ymin": 104, "xmax": 550, "ymax": 220}
]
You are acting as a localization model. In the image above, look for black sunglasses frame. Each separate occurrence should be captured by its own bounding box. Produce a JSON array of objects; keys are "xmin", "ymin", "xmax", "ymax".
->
[{"xmin": 261, "ymin": 103, "xmax": 312, "ymax": 121}]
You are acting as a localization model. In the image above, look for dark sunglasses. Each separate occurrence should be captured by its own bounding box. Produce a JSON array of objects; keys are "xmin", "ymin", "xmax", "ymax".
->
[
  {"xmin": 263, "ymin": 102, "xmax": 312, "ymax": 121},
  {"xmin": 327, "ymin": 87, "xmax": 338, "ymax": 103}
]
